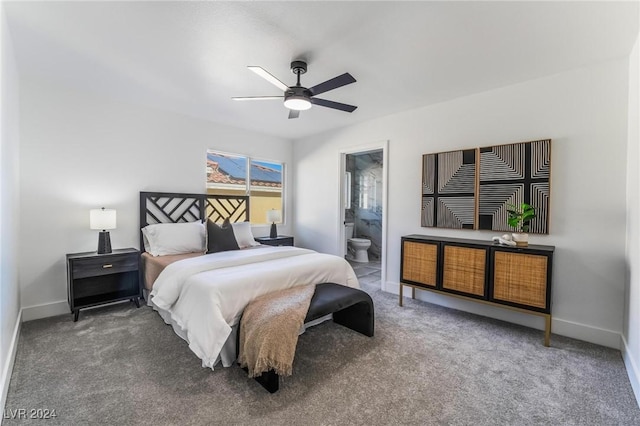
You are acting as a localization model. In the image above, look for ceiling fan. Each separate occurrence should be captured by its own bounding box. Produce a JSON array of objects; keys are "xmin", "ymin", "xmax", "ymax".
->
[{"xmin": 232, "ymin": 60, "xmax": 357, "ymax": 119}]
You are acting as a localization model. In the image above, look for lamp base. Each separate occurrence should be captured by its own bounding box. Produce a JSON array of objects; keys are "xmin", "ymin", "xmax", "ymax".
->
[
  {"xmin": 97, "ymin": 231, "xmax": 112, "ymax": 254},
  {"xmin": 270, "ymin": 223, "xmax": 278, "ymax": 239}
]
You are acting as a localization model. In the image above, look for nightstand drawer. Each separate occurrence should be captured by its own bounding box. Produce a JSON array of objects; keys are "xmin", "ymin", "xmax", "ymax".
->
[
  {"xmin": 72, "ymin": 254, "xmax": 138, "ymax": 279},
  {"xmin": 255, "ymin": 236, "xmax": 294, "ymax": 247}
]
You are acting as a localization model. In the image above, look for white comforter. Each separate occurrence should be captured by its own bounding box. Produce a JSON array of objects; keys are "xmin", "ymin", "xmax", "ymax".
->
[{"xmin": 150, "ymin": 246, "xmax": 359, "ymax": 369}]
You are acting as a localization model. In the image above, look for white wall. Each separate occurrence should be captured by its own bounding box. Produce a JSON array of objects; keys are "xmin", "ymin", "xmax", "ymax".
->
[
  {"xmin": 0, "ymin": 5, "xmax": 21, "ymax": 408},
  {"xmin": 294, "ymin": 58, "xmax": 630, "ymax": 348},
  {"xmin": 624, "ymin": 34, "xmax": 640, "ymax": 405},
  {"xmin": 18, "ymin": 76, "xmax": 293, "ymax": 318}
]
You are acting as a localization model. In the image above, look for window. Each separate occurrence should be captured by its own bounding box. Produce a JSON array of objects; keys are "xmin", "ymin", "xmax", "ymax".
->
[{"xmin": 206, "ymin": 150, "xmax": 284, "ymax": 225}]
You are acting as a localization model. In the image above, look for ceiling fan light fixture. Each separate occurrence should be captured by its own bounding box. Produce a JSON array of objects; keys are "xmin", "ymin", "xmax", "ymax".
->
[
  {"xmin": 284, "ymin": 95, "xmax": 312, "ymax": 111},
  {"xmin": 235, "ymin": 61, "xmax": 357, "ymax": 118}
]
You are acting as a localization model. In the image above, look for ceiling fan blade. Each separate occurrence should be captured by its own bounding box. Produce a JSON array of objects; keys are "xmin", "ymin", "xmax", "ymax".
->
[
  {"xmin": 308, "ymin": 73, "xmax": 356, "ymax": 96},
  {"xmin": 248, "ymin": 66, "xmax": 289, "ymax": 91},
  {"xmin": 232, "ymin": 96, "xmax": 284, "ymax": 101},
  {"xmin": 310, "ymin": 97, "xmax": 358, "ymax": 113},
  {"xmin": 288, "ymin": 110, "xmax": 300, "ymax": 119}
]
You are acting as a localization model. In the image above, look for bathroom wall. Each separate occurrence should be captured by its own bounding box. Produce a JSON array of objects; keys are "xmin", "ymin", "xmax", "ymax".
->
[
  {"xmin": 346, "ymin": 150, "xmax": 383, "ymax": 259},
  {"xmin": 345, "ymin": 155, "xmax": 355, "ymax": 223}
]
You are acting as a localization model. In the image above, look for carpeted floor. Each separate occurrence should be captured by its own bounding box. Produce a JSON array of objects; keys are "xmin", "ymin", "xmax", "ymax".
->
[{"xmin": 4, "ymin": 279, "xmax": 639, "ymax": 425}]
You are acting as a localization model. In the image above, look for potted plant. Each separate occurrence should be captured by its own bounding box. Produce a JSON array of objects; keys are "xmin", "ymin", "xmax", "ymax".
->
[{"xmin": 507, "ymin": 203, "xmax": 536, "ymax": 247}]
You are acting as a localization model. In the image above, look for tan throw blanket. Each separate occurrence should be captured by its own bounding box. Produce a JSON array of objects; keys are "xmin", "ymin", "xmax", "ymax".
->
[{"xmin": 238, "ymin": 284, "xmax": 316, "ymax": 378}]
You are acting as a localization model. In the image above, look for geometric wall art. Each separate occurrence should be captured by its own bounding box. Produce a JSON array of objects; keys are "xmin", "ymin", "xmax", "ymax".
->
[
  {"xmin": 421, "ymin": 149, "xmax": 477, "ymax": 229},
  {"xmin": 477, "ymin": 139, "xmax": 551, "ymax": 233}
]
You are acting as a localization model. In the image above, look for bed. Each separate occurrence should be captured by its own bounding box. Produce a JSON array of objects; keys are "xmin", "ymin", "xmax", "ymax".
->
[{"xmin": 139, "ymin": 191, "xmax": 359, "ymax": 369}]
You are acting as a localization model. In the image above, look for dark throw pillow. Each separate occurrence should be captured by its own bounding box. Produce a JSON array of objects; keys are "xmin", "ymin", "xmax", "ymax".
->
[{"xmin": 207, "ymin": 218, "xmax": 240, "ymax": 253}]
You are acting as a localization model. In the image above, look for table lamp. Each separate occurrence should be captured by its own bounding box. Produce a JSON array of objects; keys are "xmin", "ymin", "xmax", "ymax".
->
[
  {"xmin": 90, "ymin": 207, "xmax": 116, "ymax": 254},
  {"xmin": 266, "ymin": 209, "xmax": 282, "ymax": 239}
]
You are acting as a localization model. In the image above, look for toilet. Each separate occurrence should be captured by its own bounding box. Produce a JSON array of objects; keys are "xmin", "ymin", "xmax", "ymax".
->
[{"xmin": 345, "ymin": 222, "xmax": 371, "ymax": 263}]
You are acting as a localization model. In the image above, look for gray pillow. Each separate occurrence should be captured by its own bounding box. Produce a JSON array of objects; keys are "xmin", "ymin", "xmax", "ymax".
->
[{"xmin": 207, "ymin": 218, "xmax": 240, "ymax": 253}]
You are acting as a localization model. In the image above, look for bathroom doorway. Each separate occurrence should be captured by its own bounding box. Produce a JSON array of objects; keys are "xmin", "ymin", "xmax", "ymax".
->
[{"xmin": 339, "ymin": 141, "xmax": 388, "ymax": 290}]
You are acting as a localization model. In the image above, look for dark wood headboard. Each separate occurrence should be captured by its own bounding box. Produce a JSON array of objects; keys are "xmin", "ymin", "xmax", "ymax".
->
[{"xmin": 139, "ymin": 191, "xmax": 250, "ymax": 253}]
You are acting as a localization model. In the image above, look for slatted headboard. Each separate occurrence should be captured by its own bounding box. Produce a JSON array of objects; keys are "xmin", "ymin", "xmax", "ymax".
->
[{"xmin": 139, "ymin": 191, "xmax": 250, "ymax": 253}]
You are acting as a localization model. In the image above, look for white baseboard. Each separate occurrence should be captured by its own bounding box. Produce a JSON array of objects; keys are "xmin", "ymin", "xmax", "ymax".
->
[
  {"xmin": 21, "ymin": 299, "xmax": 137, "ymax": 322},
  {"xmin": 385, "ymin": 281, "xmax": 622, "ymax": 349},
  {"xmin": 622, "ymin": 335, "xmax": 640, "ymax": 408},
  {"xmin": 552, "ymin": 318, "xmax": 621, "ymax": 349},
  {"xmin": 21, "ymin": 300, "xmax": 68, "ymax": 322},
  {"xmin": 1, "ymin": 309, "xmax": 22, "ymax": 411}
]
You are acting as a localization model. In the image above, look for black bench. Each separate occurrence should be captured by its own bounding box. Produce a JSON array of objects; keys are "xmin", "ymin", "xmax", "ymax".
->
[{"xmin": 242, "ymin": 283, "xmax": 374, "ymax": 393}]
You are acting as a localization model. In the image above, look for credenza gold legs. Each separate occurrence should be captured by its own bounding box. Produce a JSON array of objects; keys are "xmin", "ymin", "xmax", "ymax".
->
[
  {"xmin": 398, "ymin": 283, "xmax": 419, "ymax": 307},
  {"xmin": 544, "ymin": 314, "xmax": 551, "ymax": 347}
]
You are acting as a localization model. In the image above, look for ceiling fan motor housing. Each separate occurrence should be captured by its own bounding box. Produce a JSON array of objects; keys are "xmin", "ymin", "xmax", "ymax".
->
[
  {"xmin": 284, "ymin": 86, "xmax": 312, "ymax": 110},
  {"xmin": 285, "ymin": 86, "xmax": 311, "ymax": 99}
]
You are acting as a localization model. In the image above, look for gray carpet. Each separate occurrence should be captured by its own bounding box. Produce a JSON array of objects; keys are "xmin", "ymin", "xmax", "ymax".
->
[{"xmin": 4, "ymin": 278, "xmax": 639, "ymax": 425}]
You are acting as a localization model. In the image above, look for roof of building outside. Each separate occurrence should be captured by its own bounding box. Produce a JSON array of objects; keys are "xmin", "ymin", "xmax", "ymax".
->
[{"xmin": 207, "ymin": 153, "xmax": 282, "ymax": 187}]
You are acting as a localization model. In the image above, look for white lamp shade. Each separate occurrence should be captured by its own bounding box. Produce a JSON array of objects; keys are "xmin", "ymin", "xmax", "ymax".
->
[
  {"xmin": 266, "ymin": 209, "xmax": 282, "ymax": 224},
  {"xmin": 90, "ymin": 208, "xmax": 116, "ymax": 230}
]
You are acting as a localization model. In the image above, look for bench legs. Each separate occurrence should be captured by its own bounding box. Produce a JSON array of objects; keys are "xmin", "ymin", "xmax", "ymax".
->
[
  {"xmin": 333, "ymin": 301, "xmax": 375, "ymax": 337},
  {"xmin": 243, "ymin": 367, "xmax": 279, "ymax": 393}
]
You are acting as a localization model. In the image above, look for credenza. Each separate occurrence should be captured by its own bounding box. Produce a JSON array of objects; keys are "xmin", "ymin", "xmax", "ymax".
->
[{"xmin": 400, "ymin": 235, "xmax": 555, "ymax": 346}]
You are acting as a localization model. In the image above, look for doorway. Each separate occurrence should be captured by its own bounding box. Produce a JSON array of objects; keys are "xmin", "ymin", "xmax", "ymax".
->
[{"xmin": 339, "ymin": 141, "xmax": 388, "ymax": 290}]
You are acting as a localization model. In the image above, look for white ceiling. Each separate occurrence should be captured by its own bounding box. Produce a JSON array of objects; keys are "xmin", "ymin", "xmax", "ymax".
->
[{"xmin": 4, "ymin": 1, "xmax": 639, "ymax": 140}]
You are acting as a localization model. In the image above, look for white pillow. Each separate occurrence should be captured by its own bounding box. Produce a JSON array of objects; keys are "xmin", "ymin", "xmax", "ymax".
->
[
  {"xmin": 141, "ymin": 221, "xmax": 206, "ymax": 256},
  {"xmin": 231, "ymin": 222, "xmax": 260, "ymax": 249}
]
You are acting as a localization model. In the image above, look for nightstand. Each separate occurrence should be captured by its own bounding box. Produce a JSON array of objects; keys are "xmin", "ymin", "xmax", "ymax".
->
[
  {"xmin": 66, "ymin": 248, "xmax": 141, "ymax": 321},
  {"xmin": 255, "ymin": 235, "xmax": 294, "ymax": 247}
]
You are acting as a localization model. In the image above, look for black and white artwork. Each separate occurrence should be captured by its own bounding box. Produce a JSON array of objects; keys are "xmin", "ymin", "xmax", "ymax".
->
[
  {"xmin": 478, "ymin": 139, "xmax": 550, "ymax": 233},
  {"xmin": 421, "ymin": 149, "xmax": 476, "ymax": 229}
]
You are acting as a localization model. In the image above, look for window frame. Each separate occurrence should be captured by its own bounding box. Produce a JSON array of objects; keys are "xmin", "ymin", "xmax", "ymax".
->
[{"xmin": 206, "ymin": 149, "xmax": 285, "ymax": 226}]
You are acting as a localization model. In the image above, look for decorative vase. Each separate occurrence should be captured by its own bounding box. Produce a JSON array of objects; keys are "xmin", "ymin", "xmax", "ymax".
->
[{"xmin": 511, "ymin": 232, "xmax": 529, "ymax": 247}]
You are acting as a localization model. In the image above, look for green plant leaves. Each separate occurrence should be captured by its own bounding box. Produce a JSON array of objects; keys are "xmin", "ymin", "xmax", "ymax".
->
[{"xmin": 506, "ymin": 203, "xmax": 536, "ymax": 232}]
